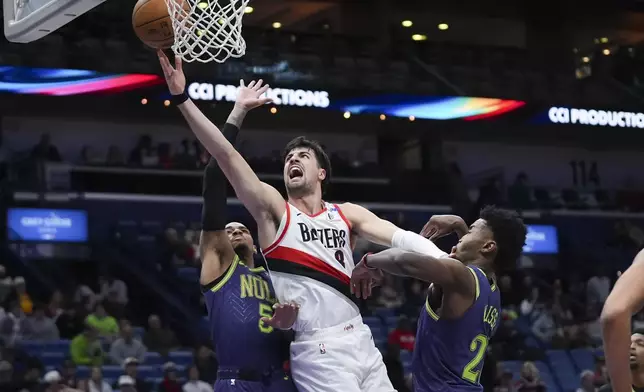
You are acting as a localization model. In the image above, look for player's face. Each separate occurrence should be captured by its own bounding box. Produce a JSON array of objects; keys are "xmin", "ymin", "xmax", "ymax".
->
[
  {"xmin": 226, "ymin": 224, "xmax": 254, "ymax": 253},
  {"xmin": 630, "ymin": 333, "xmax": 644, "ymax": 368},
  {"xmin": 449, "ymin": 219, "xmax": 496, "ymax": 263},
  {"xmin": 283, "ymin": 147, "xmax": 325, "ymax": 195}
]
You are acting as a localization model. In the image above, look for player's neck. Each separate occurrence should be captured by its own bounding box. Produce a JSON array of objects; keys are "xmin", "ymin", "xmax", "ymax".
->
[
  {"xmin": 468, "ymin": 258, "xmax": 494, "ymax": 276},
  {"xmin": 288, "ymin": 193, "xmax": 324, "ymax": 215},
  {"xmin": 239, "ymin": 251, "xmax": 254, "ymax": 267},
  {"xmin": 633, "ymin": 370, "xmax": 644, "ymax": 388}
]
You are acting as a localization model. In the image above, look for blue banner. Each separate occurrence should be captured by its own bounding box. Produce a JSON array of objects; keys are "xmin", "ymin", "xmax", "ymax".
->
[
  {"xmin": 523, "ymin": 224, "xmax": 559, "ymax": 254},
  {"xmin": 7, "ymin": 208, "xmax": 88, "ymax": 242}
]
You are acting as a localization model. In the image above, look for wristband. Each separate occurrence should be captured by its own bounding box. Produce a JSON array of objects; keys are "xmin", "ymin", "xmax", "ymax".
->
[{"xmin": 171, "ymin": 91, "xmax": 189, "ymax": 106}]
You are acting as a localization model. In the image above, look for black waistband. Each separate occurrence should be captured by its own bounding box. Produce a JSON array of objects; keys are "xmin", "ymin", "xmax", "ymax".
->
[{"xmin": 217, "ymin": 367, "xmax": 281, "ymax": 383}]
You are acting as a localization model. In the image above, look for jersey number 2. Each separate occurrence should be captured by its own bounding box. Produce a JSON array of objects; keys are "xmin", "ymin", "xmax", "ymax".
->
[
  {"xmin": 259, "ymin": 303, "xmax": 274, "ymax": 334},
  {"xmin": 462, "ymin": 334, "xmax": 489, "ymax": 384}
]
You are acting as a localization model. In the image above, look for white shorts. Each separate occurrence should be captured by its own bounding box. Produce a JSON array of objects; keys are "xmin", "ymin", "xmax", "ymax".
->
[{"xmin": 290, "ymin": 315, "xmax": 396, "ymax": 392}]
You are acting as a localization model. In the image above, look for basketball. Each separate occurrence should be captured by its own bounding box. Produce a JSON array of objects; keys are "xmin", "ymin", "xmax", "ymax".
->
[{"xmin": 132, "ymin": 0, "xmax": 175, "ymax": 49}]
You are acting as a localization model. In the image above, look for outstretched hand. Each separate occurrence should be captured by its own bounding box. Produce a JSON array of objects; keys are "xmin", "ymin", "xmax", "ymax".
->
[
  {"xmin": 157, "ymin": 49, "xmax": 185, "ymax": 95},
  {"xmin": 261, "ymin": 302, "xmax": 299, "ymax": 330},
  {"xmin": 350, "ymin": 254, "xmax": 384, "ymax": 299},
  {"xmin": 234, "ymin": 79, "xmax": 273, "ymax": 111},
  {"xmin": 420, "ymin": 214, "xmax": 467, "ymax": 240}
]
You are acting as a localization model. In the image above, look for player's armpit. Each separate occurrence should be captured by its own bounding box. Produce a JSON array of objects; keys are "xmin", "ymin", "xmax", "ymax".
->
[
  {"xmin": 366, "ymin": 249, "xmax": 476, "ymax": 296},
  {"xmin": 601, "ymin": 250, "xmax": 644, "ymax": 392},
  {"xmin": 199, "ymin": 230, "xmax": 237, "ymax": 286}
]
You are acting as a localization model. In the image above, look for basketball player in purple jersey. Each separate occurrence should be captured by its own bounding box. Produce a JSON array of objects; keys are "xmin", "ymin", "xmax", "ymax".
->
[
  {"xmin": 352, "ymin": 207, "xmax": 526, "ymax": 392},
  {"xmin": 198, "ymin": 104, "xmax": 299, "ymax": 392}
]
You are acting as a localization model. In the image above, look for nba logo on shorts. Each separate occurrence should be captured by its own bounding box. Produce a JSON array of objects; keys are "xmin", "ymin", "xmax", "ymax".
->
[{"xmin": 319, "ymin": 343, "xmax": 326, "ymax": 354}]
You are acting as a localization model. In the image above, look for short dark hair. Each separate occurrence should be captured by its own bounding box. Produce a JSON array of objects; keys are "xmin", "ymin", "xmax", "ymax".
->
[
  {"xmin": 479, "ymin": 206, "xmax": 527, "ymax": 271},
  {"xmin": 281, "ymin": 136, "xmax": 332, "ymax": 194}
]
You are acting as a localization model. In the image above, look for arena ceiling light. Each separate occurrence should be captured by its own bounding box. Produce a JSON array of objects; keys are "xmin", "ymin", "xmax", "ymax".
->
[
  {"xmin": 272, "ymin": 22, "xmax": 282, "ymax": 29},
  {"xmin": 600, "ymin": 37, "xmax": 608, "ymax": 43},
  {"xmin": 380, "ymin": 114, "xmax": 386, "ymax": 120},
  {"xmin": 582, "ymin": 56, "xmax": 590, "ymax": 63},
  {"xmin": 244, "ymin": 6, "xmax": 253, "ymax": 14},
  {"xmin": 603, "ymin": 49, "xmax": 611, "ymax": 55},
  {"xmin": 438, "ymin": 23, "xmax": 449, "ymax": 31},
  {"xmin": 270, "ymin": 107, "xmax": 277, "ymax": 114},
  {"xmin": 401, "ymin": 20, "xmax": 413, "ymax": 27},
  {"xmin": 412, "ymin": 34, "xmax": 427, "ymax": 41},
  {"xmin": 343, "ymin": 111, "xmax": 351, "ymax": 119}
]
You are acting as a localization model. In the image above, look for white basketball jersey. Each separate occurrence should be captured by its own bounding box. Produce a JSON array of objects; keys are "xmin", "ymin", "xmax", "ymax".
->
[{"xmin": 262, "ymin": 201, "xmax": 359, "ymax": 332}]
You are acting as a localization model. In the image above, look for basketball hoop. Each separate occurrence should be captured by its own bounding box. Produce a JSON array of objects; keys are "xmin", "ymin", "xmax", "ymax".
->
[{"xmin": 163, "ymin": 0, "xmax": 250, "ymax": 63}]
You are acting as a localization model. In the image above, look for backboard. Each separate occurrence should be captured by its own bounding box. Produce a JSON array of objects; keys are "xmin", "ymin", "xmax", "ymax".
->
[{"xmin": 4, "ymin": 0, "xmax": 107, "ymax": 43}]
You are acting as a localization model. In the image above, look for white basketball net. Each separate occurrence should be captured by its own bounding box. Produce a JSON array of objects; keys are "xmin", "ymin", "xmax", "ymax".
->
[{"xmin": 164, "ymin": 0, "xmax": 250, "ymax": 63}]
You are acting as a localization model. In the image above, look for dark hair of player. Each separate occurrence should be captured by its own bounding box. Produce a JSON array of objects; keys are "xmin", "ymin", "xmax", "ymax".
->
[
  {"xmin": 479, "ymin": 205, "xmax": 527, "ymax": 272},
  {"xmin": 282, "ymin": 136, "xmax": 332, "ymax": 194}
]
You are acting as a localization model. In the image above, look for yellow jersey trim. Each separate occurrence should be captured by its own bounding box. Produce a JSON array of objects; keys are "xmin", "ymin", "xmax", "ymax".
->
[
  {"xmin": 468, "ymin": 267, "xmax": 481, "ymax": 300},
  {"xmin": 210, "ymin": 255, "xmax": 240, "ymax": 292},
  {"xmin": 425, "ymin": 295, "xmax": 440, "ymax": 321},
  {"xmin": 249, "ymin": 266, "xmax": 266, "ymax": 273}
]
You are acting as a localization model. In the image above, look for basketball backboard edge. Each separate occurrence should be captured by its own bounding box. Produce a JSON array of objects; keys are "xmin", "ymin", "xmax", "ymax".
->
[{"xmin": 4, "ymin": 0, "xmax": 107, "ymax": 43}]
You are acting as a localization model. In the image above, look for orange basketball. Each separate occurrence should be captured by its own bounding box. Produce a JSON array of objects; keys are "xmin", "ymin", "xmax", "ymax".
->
[{"xmin": 132, "ymin": 0, "xmax": 177, "ymax": 49}]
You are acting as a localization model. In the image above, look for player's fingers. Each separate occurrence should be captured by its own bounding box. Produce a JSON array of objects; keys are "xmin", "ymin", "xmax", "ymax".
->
[
  {"xmin": 258, "ymin": 97, "xmax": 273, "ymax": 105},
  {"xmin": 260, "ymin": 317, "xmax": 272, "ymax": 325},
  {"xmin": 247, "ymin": 80, "xmax": 256, "ymax": 89},
  {"xmin": 253, "ymin": 79, "xmax": 264, "ymax": 90},
  {"xmin": 361, "ymin": 279, "xmax": 370, "ymax": 299},
  {"xmin": 239, "ymin": 79, "xmax": 245, "ymax": 87},
  {"xmin": 257, "ymin": 84, "xmax": 270, "ymax": 96},
  {"xmin": 175, "ymin": 55, "xmax": 183, "ymax": 72}
]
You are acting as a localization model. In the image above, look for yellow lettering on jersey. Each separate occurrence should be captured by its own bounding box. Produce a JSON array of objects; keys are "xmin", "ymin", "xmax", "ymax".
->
[
  {"xmin": 483, "ymin": 305, "xmax": 499, "ymax": 330},
  {"xmin": 240, "ymin": 275, "xmax": 253, "ymax": 298}
]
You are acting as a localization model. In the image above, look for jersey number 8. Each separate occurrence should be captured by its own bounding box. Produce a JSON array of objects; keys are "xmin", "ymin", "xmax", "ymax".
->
[{"xmin": 462, "ymin": 334, "xmax": 489, "ymax": 384}]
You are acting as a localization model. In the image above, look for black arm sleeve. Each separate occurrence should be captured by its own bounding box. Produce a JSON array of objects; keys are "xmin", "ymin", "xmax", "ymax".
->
[{"xmin": 200, "ymin": 123, "xmax": 240, "ymax": 231}]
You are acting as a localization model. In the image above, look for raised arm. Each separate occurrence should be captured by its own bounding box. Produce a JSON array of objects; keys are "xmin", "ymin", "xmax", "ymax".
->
[
  {"xmin": 340, "ymin": 202, "xmax": 449, "ymax": 258},
  {"xmin": 198, "ymin": 123, "xmax": 239, "ymax": 286},
  {"xmin": 158, "ymin": 50, "xmax": 284, "ymax": 224},
  {"xmin": 350, "ymin": 248, "xmax": 475, "ymax": 299},
  {"xmin": 601, "ymin": 249, "xmax": 644, "ymax": 392}
]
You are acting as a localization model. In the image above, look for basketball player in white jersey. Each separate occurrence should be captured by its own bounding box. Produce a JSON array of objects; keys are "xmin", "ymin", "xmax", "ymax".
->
[{"xmin": 158, "ymin": 51, "xmax": 450, "ymax": 392}]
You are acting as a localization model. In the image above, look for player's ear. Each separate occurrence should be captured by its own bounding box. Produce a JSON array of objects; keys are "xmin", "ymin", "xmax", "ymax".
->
[
  {"xmin": 481, "ymin": 240, "xmax": 497, "ymax": 256},
  {"xmin": 318, "ymin": 168, "xmax": 326, "ymax": 182}
]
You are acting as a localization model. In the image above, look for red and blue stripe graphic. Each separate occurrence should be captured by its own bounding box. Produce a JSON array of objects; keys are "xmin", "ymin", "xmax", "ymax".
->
[{"xmin": 0, "ymin": 66, "xmax": 163, "ymax": 96}]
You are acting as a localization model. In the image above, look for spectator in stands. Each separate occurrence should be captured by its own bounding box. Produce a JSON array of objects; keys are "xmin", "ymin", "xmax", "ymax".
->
[
  {"xmin": 70, "ymin": 325, "xmax": 104, "ymax": 366},
  {"xmin": 531, "ymin": 305, "xmax": 556, "ymax": 344},
  {"xmin": 159, "ymin": 228, "xmax": 192, "ymax": 272},
  {"xmin": 493, "ymin": 368, "xmax": 514, "ymax": 392},
  {"xmin": 129, "ymin": 135, "xmax": 153, "ymax": 166},
  {"xmin": 587, "ymin": 269, "xmax": 611, "ymax": 306},
  {"xmin": 578, "ymin": 370, "xmax": 598, "ymax": 392},
  {"xmin": 44, "ymin": 369, "xmax": 83, "ymax": 392},
  {"xmin": 118, "ymin": 357, "xmax": 151, "ymax": 392},
  {"xmin": 399, "ymin": 279, "xmax": 425, "ymax": 318},
  {"xmin": 14, "ymin": 276, "xmax": 33, "ymax": 315},
  {"xmin": 592, "ymin": 357, "xmax": 607, "ymax": 387},
  {"xmin": 31, "ymin": 133, "xmax": 61, "ymax": 162},
  {"xmin": 515, "ymin": 361, "xmax": 546, "ymax": 392},
  {"xmin": 174, "ymin": 139, "xmax": 198, "ymax": 170},
  {"xmin": 98, "ymin": 274, "xmax": 128, "ymax": 307},
  {"xmin": 143, "ymin": 314, "xmax": 178, "ymax": 356},
  {"xmin": 23, "ymin": 302, "xmax": 60, "ymax": 341},
  {"xmin": 18, "ymin": 359, "xmax": 42, "ymax": 392},
  {"xmin": 520, "ymin": 287, "xmax": 541, "ymax": 318},
  {"xmin": 47, "ymin": 290, "xmax": 65, "ymax": 320},
  {"xmin": 183, "ymin": 365, "xmax": 213, "ymax": 392},
  {"xmin": 60, "ymin": 358, "xmax": 79, "ymax": 389},
  {"xmin": 87, "ymin": 366, "xmax": 113, "ymax": 392},
  {"xmin": 509, "ymin": 172, "xmax": 534, "ymax": 210},
  {"xmin": 109, "ymin": 320, "xmax": 147, "ymax": 365},
  {"xmin": 85, "ymin": 301, "xmax": 119, "ymax": 341},
  {"xmin": 118, "ymin": 375, "xmax": 137, "ymax": 392},
  {"xmin": 388, "ymin": 316, "xmax": 415, "ymax": 352},
  {"xmin": 376, "ymin": 275, "xmax": 404, "ymax": 309},
  {"xmin": 106, "ymin": 145, "xmax": 125, "ymax": 166},
  {"xmin": 382, "ymin": 343, "xmax": 409, "ymax": 392},
  {"xmin": 158, "ymin": 362, "xmax": 182, "ymax": 392},
  {"xmin": 0, "ymin": 300, "xmax": 25, "ymax": 346},
  {"xmin": 0, "ymin": 266, "xmax": 12, "ymax": 305},
  {"xmin": 74, "ymin": 285, "xmax": 97, "ymax": 310},
  {"xmin": 56, "ymin": 305, "xmax": 86, "ymax": 340},
  {"xmin": 193, "ymin": 345, "xmax": 217, "ymax": 384}
]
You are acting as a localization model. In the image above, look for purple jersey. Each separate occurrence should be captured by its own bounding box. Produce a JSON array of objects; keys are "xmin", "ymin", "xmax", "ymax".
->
[
  {"xmin": 412, "ymin": 266, "xmax": 501, "ymax": 392},
  {"xmin": 202, "ymin": 256, "xmax": 285, "ymax": 372}
]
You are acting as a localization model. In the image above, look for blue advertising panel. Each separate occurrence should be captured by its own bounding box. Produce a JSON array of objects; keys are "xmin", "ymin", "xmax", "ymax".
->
[
  {"xmin": 523, "ymin": 224, "xmax": 559, "ymax": 254},
  {"xmin": 7, "ymin": 208, "xmax": 88, "ymax": 242}
]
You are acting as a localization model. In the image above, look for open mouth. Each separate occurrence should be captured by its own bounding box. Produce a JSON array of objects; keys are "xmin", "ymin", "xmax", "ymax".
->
[{"xmin": 289, "ymin": 166, "xmax": 303, "ymax": 179}]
